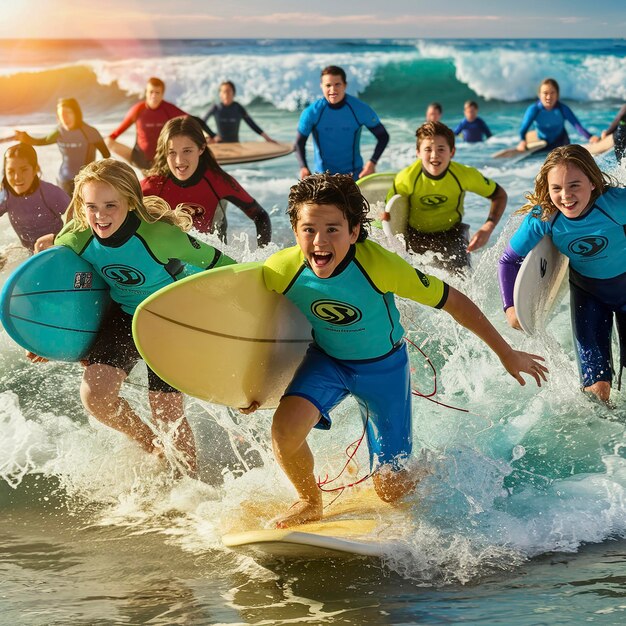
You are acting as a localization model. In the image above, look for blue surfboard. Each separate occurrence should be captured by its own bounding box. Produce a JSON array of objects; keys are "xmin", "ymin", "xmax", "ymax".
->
[{"xmin": 0, "ymin": 246, "xmax": 111, "ymax": 360}]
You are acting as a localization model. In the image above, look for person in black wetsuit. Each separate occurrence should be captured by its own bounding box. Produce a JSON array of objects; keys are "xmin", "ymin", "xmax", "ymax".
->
[
  {"xmin": 601, "ymin": 104, "xmax": 626, "ymax": 164},
  {"xmin": 202, "ymin": 81, "xmax": 276, "ymax": 144}
]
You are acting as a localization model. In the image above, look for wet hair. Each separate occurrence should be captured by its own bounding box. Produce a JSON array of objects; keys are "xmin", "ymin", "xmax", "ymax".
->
[
  {"xmin": 2, "ymin": 143, "xmax": 41, "ymax": 191},
  {"xmin": 464, "ymin": 100, "xmax": 478, "ymax": 109},
  {"xmin": 427, "ymin": 102, "xmax": 443, "ymax": 114},
  {"xmin": 219, "ymin": 81, "xmax": 236, "ymax": 95},
  {"xmin": 66, "ymin": 158, "xmax": 192, "ymax": 233},
  {"xmin": 320, "ymin": 65, "xmax": 347, "ymax": 83},
  {"xmin": 539, "ymin": 78, "xmax": 560, "ymax": 97},
  {"xmin": 416, "ymin": 121, "xmax": 456, "ymax": 151},
  {"xmin": 149, "ymin": 115, "xmax": 221, "ymax": 178},
  {"xmin": 56, "ymin": 97, "xmax": 83, "ymax": 127},
  {"xmin": 518, "ymin": 145, "xmax": 613, "ymax": 219},
  {"xmin": 147, "ymin": 77, "xmax": 165, "ymax": 91},
  {"xmin": 287, "ymin": 173, "xmax": 370, "ymax": 243}
]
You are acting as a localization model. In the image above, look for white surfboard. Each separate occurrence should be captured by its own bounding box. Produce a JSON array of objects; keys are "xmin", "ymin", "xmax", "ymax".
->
[
  {"xmin": 382, "ymin": 194, "xmax": 409, "ymax": 239},
  {"xmin": 492, "ymin": 131, "xmax": 547, "ymax": 160},
  {"xmin": 356, "ymin": 172, "xmax": 397, "ymax": 214},
  {"xmin": 132, "ymin": 262, "xmax": 311, "ymax": 409},
  {"xmin": 223, "ymin": 518, "xmax": 396, "ymax": 560},
  {"xmin": 580, "ymin": 134, "xmax": 614, "ymax": 156},
  {"xmin": 513, "ymin": 235, "xmax": 569, "ymax": 335},
  {"xmin": 209, "ymin": 141, "xmax": 293, "ymax": 165}
]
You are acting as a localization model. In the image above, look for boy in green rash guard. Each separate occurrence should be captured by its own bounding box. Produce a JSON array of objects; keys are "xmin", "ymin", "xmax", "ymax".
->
[
  {"xmin": 242, "ymin": 173, "xmax": 547, "ymax": 528},
  {"xmin": 386, "ymin": 121, "xmax": 508, "ymax": 274},
  {"xmin": 30, "ymin": 159, "xmax": 235, "ymax": 477}
]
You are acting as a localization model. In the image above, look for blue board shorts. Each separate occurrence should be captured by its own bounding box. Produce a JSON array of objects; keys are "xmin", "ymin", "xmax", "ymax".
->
[{"xmin": 284, "ymin": 342, "xmax": 412, "ymax": 469}]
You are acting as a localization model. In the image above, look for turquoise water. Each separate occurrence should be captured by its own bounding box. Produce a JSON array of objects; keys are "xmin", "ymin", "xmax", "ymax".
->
[{"xmin": 1, "ymin": 38, "xmax": 625, "ymax": 625}]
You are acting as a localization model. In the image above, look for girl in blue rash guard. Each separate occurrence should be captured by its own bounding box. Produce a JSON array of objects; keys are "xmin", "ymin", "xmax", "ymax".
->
[
  {"xmin": 242, "ymin": 173, "xmax": 548, "ymax": 529},
  {"xmin": 0, "ymin": 143, "xmax": 68, "ymax": 264},
  {"xmin": 15, "ymin": 98, "xmax": 110, "ymax": 196},
  {"xmin": 499, "ymin": 145, "xmax": 626, "ymax": 406},
  {"xmin": 31, "ymin": 159, "xmax": 235, "ymax": 476},
  {"xmin": 517, "ymin": 78, "xmax": 598, "ymax": 152}
]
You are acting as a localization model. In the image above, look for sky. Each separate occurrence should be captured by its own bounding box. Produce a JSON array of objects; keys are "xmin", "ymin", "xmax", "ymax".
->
[{"xmin": 0, "ymin": 0, "xmax": 624, "ymax": 39}]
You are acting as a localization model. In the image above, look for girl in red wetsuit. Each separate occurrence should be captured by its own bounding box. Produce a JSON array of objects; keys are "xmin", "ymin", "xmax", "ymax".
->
[{"xmin": 141, "ymin": 116, "xmax": 271, "ymax": 247}]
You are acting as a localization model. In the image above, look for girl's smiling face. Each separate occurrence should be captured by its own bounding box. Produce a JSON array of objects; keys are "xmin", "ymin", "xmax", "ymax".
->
[
  {"xmin": 83, "ymin": 180, "xmax": 130, "ymax": 238},
  {"xmin": 5, "ymin": 156, "xmax": 36, "ymax": 195},
  {"xmin": 547, "ymin": 163, "xmax": 595, "ymax": 219},
  {"xmin": 166, "ymin": 134, "xmax": 204, "ymax": 181},
  {"xmin": 294, "ymin": 203, "xmax": 360, "ymax": 278}
]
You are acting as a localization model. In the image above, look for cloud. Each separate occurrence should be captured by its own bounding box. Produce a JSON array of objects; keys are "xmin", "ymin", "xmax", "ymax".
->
[{"xmin": 232, "ymin": 13, "xmax": 503, "ymax": 26}]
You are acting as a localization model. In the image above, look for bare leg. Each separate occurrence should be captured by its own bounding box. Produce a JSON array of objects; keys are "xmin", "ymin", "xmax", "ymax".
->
[
  {"xmin": 148, "ymin": 390, "xmax": 197, "ymax": 477},
  {"xmin": 80, "ymin": 364, "xmax": 156, "ymax": 452},
  {"xmin": 271, "ymin": 395, "xmax": 324, "ymax": 528},
  {"xmin": 105, "ymin": 137, "xmax": 134, "ymax": 165},
  {"xmin": 584, "ymin": 381, "xmax": 611, "ymax": 404}
]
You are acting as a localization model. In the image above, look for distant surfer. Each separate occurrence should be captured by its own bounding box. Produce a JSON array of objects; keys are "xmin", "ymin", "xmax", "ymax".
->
[
  {"xmin": 386, "ymin": 121, "xmax": 507, "ymax": 273},
  {"xmin": 0, "ymin": 143, "xmax": 68, "ymax": 267},
  {"xmin": 142, "ymin": 116, "xmax": 271, "ymax": 246},
  {"xmin": 425, "ymin": 102, "xmax": 443, "ymax": 123},
  {"xmin": 202, "ymin": 81, "xmax": 276, "ymax": 144},
  {"xmin": 516, "ymin": 78, "xmax": 598, "ymax": 153},
  {"xmin": 14, "ymin": 98, "xmax": 110, "ymax": 195},
  {"xmin": 499, "ymin": 145, "xmax": 625, "ymax": 406},
  {"xmin": 453, "ymin": 100, "xmax": 492, "ymax": 143},
  {"xmin": 243, "ymin": 173, "xmax": 548, "ymax": 528},
  {"xmin": 30, "ymin": 159, "xmax": 236, "ymax": 475},
  {"xmin": 600, "ymin": 104, "xmax": 626, "ymax": 164},
  {"xmin": 295, "ymin": 65, "xmax": 389, "ymax": 180},
  {"xmin": 106, "ymin": 77, "xmax": 212, "ymax": 170}
]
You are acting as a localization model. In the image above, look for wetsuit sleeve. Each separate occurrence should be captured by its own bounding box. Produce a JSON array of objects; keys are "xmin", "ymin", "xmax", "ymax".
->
[
  {"xmin": 498, "ymin": 244, "xmax": 524, "ymax": 310},
  {"xmin": 192, "ymin": 116, "xmax": 216, "ymax": 138},
  {"xmin": 560, "ymin": 103, "xmax": 592, "ymax": 139},
  {"xmin": 605, "ymin": 105, "xmax": 626, "ymax": 135},
  {"xmin": 385, "ymin": 162, "xmax": 419, "ymax": 202},
  {"xmin": 149, "ymin": 222, "xmax": 236, "ymax": 269},
  {"xmin": 109, "ymin": 103, "xmax": 142, "ymax": 140},
  {"xmin": 508, "ymin": 210, "xmax": 550, "ymax": 256},
  {"xmin": 94, "ymin": 131, "xmax": 111, "ymax": 158},
  {"xmin": 454, "ymin": 163, "xmax": 497, "ymax": 198},
  {"xmin": 201, "ymin": 105, "xmax": 218, "ymax": 138},
  {"xmin": 480, "ymin": 118, "xmax": 492, "ymax": 138},
  {"xmin": 356, "ymin": 241, "xmax": 448, "ymax": 309},
  {"xmin": 54, "ymin": 222, "xmax": 92, "ymax": 252},
  {"xmin": 294, "ymin": 131, "xmax": 309, "ymax": 169},
  {"xmin": 519, "ymin": 103, "xmax": 539, "ymax": 140},
  {"xmin": 45, "ymin": 184, "xmax": 71, "ymax": 217},
  {"xmin": 453, "ymin": 120, "xmax": 465, "ymax": 136},
  {"xmin": 262, "ymin": 246, "xmax": 304, "ymax": 294},
  {"xmin": 369, "ymin": 123, "xmax": 389, "ymax": 164},
  {"xmin": 19, "ymin": 129, "xmax": 59, "ymax": 146},
  {"xmin": 238, "ymin": 103, "xmax": 264, "ymax": 135}
]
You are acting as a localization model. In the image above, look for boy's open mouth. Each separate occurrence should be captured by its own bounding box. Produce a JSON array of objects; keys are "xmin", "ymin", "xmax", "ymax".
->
[{"xmin": 312, "ymin": 251, "xmax": 332, "ymax": 266}]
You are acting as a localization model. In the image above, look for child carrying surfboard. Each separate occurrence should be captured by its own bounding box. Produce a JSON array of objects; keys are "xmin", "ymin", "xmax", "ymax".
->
[
  {"xmin": 386, "ymin": 121, "xmax": 507, "ymax": 273},
  {"xmin": 244, "ymin": 173, "xmax": 548, "ymax": 528},
  {"xmin": 30, "ymin": 159, "xmax": 236, "ymax": 476},
  {"xmin": 498, "ymin": 144, "xmax": 626, "ymax": 406}
]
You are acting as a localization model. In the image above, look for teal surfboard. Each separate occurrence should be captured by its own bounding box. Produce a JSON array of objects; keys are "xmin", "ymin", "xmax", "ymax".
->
[{"xmin": 0, "ymin": 246, "xmax": 111, "ymax": 360}]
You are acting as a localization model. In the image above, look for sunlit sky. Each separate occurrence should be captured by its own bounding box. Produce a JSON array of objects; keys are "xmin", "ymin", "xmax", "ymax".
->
[{"xmin": 0, "ymin": 0, "xmax": 624, "ymax": 38}]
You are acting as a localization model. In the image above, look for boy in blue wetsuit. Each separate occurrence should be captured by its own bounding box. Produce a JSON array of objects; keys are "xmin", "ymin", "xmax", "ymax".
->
[
  {"xmin": 295, "ymin": 65, "xmax": 389, "ymax": 180},
  {"xmin": 244, "ymin": 173, "xmax": 548, "ymax": 528},
  {"xmin": 499, "ymin": 145, "xmax": 625, "ymax": 406},
  {"xmin": 454, "ymin": 101, "xmax": 492, "ymax": 143},
  {"xmin": 517, "ymin": 78, "xmax": 598, "ymax": 152}
]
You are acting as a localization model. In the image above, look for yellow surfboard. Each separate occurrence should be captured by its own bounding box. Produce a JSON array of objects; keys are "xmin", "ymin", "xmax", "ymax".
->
[
  {"xmin": 132, "ymin": 263, "xmax": 311, "ymax": 408},
  {"xmin": 580, "ymin": 133, "xmax": 614, "ymax": 156},
  {"xmin": 492, "ymin": 131, "xmax": 547, "ymax": 159},
  {"xmin": 209, "ymin": 141, "xmax": 294, "ymax": 165}
]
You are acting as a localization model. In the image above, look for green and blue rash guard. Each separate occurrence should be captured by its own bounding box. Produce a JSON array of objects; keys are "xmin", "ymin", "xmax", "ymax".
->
[
  {"xmin": 387, "ymin": 160, "xmax": 497, "ymax": 233},
  {"xmin": 55, "ymin": 212, "xmax": 235, "ymax": 314},
  {"xmin": 263, "ymin": 239, "xmax": 449, "ymax": 361}
]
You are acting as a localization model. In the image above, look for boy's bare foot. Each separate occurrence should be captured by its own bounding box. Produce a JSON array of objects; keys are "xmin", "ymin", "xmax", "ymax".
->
[{"xmin": 273, "ymin": 499, "xmax": 323, "ymax": 529}]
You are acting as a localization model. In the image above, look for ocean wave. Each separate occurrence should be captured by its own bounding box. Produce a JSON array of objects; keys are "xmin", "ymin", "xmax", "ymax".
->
[{"xmin": 416, "ymin": 40, "xmax": 626, "ymax": 102}]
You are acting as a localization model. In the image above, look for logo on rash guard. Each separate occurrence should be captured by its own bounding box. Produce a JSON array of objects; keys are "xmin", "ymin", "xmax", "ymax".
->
[
  {"xmin": 102, "ymin": 265, "xmax": 146, "ymax": 286},
  {"xmin": 420, "ymin": 194, "xmax": 448, "ymax": 208},
  {"xmin": 567, "ymin": 236, "xmax": 609, "ymax": 258},
  {"xmin": 311, "ymin": 300, "xmax": 362, "ymax": 326}
]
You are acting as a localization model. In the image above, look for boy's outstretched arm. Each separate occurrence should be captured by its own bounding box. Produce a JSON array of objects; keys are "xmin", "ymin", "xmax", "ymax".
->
[
  {"xmin": 467, "ymin": 185, "xmax": 507, "ymax": 252},
  {"xmin": 442, "ymin": 287, "xmax": 548, "ymax": 387}
]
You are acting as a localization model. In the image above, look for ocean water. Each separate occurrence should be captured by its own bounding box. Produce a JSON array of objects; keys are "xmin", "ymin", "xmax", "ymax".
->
[{"xmin": 1, "ymin": 38, "xmax": 626, "ymax": 625}]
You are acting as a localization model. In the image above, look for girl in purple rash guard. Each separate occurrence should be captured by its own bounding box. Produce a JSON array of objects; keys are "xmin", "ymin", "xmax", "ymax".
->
[
  {"xmin": 498, "ymin": 145, "xmax": 625, "ymax": 406},
  {"xmin": 0, "ymin": 143, "xmax": 69, "ymax": 263}
]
